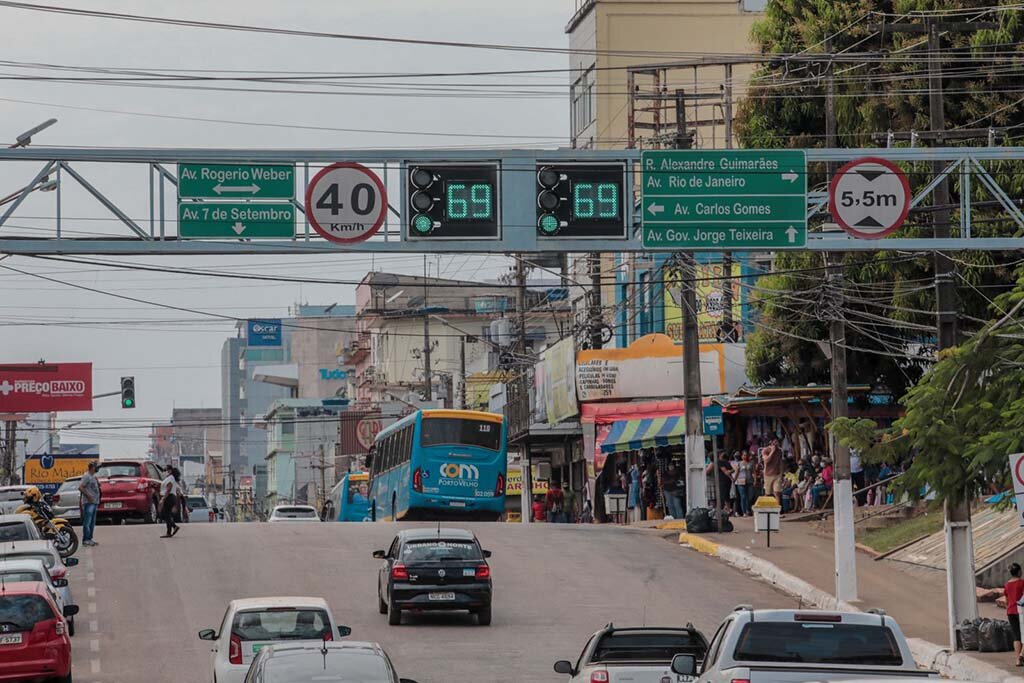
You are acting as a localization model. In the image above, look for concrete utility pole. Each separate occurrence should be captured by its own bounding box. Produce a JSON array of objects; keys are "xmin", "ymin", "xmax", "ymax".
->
[
  {"xmin": 720, "ymin": 64, "xmax": 735, "ymax": 343},
  {"xmin": 459, "ymin": 336, "xmax": 467, "ymax": 409},
  {"xmin": 588, "ymin": 253, "xmax": 603, "ymax": 349},
  {"xmin": 822, "ymin": 37, "xmax": 858, "ymax": 603},
  {"xmin": 867, "ymin": 16, "xmax": 996, "ymax": 647},
  {"xmin": 515, "ymin": 257, "xmax": 528, "ymax": 353},
  {"xmin": 422, "ymin": 256, "xmax": 433, "ymax": 401}
]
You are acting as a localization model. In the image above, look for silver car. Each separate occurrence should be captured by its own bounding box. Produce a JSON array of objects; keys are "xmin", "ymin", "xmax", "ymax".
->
[
  {"xmin": 0, "ymin": 485, "xmax": 29, "ymax": 515},
  {"xmin": 0, "ymin": 558, "xmax": 76, "ymax": 635},
  {"xmin": 0, "ymin": 541, "xmax": 79, "ymax": 636},
  {"xmin": 0, "ymin": 513, "xmax": 43, "ymax": 542},
  {"xmin": 52, "ymin": 477, "xmax": 82, "ymax": 524}
]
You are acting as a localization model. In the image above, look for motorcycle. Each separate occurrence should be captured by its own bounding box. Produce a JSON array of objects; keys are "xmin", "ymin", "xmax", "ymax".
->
[{"xmin": 16, "ymin": 496, "xmax": 79, "ymax": 558}]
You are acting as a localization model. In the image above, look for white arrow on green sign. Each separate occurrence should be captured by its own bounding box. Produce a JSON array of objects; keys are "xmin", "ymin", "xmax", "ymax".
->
[
  {"xmin": 641, "ymin": 150, "xmax": 807, "ymax": 249},
  {"xmin": 178, "ymin": 203, "xmax": 295, "ymax": 239},
  {"xmin": 178, "ymin": 164, "xmax": 295, "ymax": 200}
]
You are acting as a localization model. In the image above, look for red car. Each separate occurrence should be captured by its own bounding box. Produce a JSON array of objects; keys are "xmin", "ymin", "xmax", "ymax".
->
[
  {"xmin": 0, "ymin": 581, "xmax": 77, "ymax": 683},
  {"xmin": 96, "ymin": 460, "xmax": 163, "ymax": 524}
]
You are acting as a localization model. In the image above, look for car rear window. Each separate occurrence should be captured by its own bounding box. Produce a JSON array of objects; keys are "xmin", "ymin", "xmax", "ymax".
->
[
  {"xmin": 57, "ymin": 479, "xmax": 80, "ymax": 493},
  {"xmin": 420, "ymin": 417, "xmax": 501, "ymax": 450},
  {"xmin": 0, "ymin": 571, "xmax": 44, "ymax": 583},
  {"xmin": 96, "ymin": 463, "xmax": 140, "ymax": 478},
  {"xmin": 402, "ymin": 539, "xmax": 482, "ymax": 563},
  {"xmin": 265, "ymin": 650, "xmax": 391, "ymax": 679},
  {"xmin": 231, "ymin": 608, "xmax": 331, "ymax": 642},
  {"xmin": 4, "ymin": 553, "xmax": 55, "ymax": 569},
  {"xmin": 0, "ymin": 595, "xmax": 54, "ymax": 630},
  {"xmin": 274, "ymin": 507, "xmax": 317, "ymax": 519},
  {"xmin": 733, "ymin": 622, "xmax": 903, "ymax": 666},
  {"xmin": 187, "ymin": 497, "xmax": 208, "ymax": 508},
  {"xmin": 593, "ymin": 632, "xmax": 705, "ymax": 663},
  {"xmin": 0, "ymin": 522, "xmax": 35, "ymax": 543}
]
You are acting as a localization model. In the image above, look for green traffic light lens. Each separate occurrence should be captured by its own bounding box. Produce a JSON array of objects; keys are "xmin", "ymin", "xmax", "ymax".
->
[
  {"xmin": 412, "ymin": 214, "xmax": 433, "ymax": 234},
  {"xmin": 539, "ymin": 214, "xmax": 559, "ymax": 234}
]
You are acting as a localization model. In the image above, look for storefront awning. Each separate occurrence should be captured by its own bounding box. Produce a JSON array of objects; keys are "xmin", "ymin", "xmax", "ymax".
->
[{"xmin": 600, "ymin": 415, "xmax": 686, "ymax": 453}]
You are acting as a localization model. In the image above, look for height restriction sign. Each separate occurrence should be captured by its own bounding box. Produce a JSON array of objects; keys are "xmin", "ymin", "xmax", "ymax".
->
[
  {"xmin": 829, "ymin": 157, "xmax": 911, "ymax": 239},
  {"xmin": 306, "ymin": 162, "xmax": 387, "ymax": 244}
]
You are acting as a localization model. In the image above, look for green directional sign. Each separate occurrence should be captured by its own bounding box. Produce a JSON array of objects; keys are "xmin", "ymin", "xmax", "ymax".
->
[
  {"xmin": 178, "ymin": 202, "xmax": 295, "ymax": 239},
  {"xmin": 177, "ymin": 163, "xmax": 295, "ymax": 200},
  {"xmin": 641, "ymin": 150, "xmax": 807, "ymax": 249}
]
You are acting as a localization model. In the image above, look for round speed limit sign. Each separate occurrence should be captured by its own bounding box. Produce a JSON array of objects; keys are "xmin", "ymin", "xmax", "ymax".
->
[
  {"xmin": 829, "ymin": 157, "xmax": 911, "ymax": 240},
  {"xmin": 306, "ymin": 162, "xmax": 387, "ymax": 243}
]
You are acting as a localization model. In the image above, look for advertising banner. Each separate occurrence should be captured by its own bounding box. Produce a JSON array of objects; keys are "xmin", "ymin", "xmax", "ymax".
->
[
  {"xmin": 0, "ymin": 363, "xmax": 93, "ymax": 412},
  {"xmin": 665, "ymin": 261, "xmax": 744, "ymax": 342},
  {"xmin": 505, "ymin": 465, "xmax": 549, "ymax": 496},
  {"xmin": 246, "ymin": 319, "xmax": 283, "ymax": 347},
  {"xmin": 541, "ymin": 338, "xmax": 578, "ymax": 425},
  {"xmin": 23, "ymin": 453, "xmax": 97, "ymax": 494}
]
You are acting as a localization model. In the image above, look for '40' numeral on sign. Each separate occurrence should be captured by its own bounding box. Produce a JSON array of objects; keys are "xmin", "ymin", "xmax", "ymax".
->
[{"xmin": 315, "ymin": 183, "xmax": 377, "ymax": 216}]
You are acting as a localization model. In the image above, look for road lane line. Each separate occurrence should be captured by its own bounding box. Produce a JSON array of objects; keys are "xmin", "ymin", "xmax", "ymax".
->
[
  {"xmin": 86, "ymin": 571, "xmax": 95, "ymax": 582},
  {"xmin": 90, "ymin": 638, "xmax": 99, "ymax": 652},
  {"xmin": 88, "ymin": 602, "xmax": 97, "ymax": 614},
  {"xmin": 87, "ymin": 586, "xmax": 95, "ymax": 598},
  {"xmin": 90, "ymin": 658, "xmax": 100, "ymax": 674},
  {"xmin": 89, "ymin": 620, "xmax": 98, "ymax": 632}
]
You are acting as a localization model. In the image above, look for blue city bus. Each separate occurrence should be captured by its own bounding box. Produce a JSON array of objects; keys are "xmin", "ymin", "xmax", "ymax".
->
[
  {"xmin": 369, "ymin": 409, "xmax": 507, "ymax": 522},
  {"xmin": 327, "ymin": 472, "xmax": 372, "ymax": 522}
]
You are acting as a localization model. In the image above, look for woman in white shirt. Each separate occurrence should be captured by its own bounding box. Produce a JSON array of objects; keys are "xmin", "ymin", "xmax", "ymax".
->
[{"xmin": 159, "ymin": 467, "xmax": 181, "ymax": 538}]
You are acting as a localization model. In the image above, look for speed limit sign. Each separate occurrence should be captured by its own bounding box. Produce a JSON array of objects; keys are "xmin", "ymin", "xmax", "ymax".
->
[
  {"xmin": 829, "ymin": 157, "xmax": 911, "ymax": 240},
  {"xmin": 305, "ymin": 162, "xmax": 387, "ymax": 243}
]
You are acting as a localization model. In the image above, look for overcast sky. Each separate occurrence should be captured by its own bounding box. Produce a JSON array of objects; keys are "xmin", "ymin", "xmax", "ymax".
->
[{"xmin": 0, "ymin": 0, "xmax": 573, "ymax": 457}]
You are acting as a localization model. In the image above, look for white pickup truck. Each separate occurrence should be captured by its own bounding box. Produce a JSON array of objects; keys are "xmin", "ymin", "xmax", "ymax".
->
[
  {"xmin": 554, "ymin": 624, "xmax": 709, "ymax": 683},
  {"xmin": 669, "ymin": 607, "xmax": 937, "ymax": 683}
]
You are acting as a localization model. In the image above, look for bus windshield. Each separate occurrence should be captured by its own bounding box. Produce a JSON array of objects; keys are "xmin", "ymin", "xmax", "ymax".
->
[{"xmin": 420, "ymin": 418, "xmax": 500, "ymax": 451}]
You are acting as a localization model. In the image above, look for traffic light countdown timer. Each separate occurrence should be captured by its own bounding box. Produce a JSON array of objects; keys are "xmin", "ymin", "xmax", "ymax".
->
[
  {"xmin": 407, "ymin": 164, "xmax": 500, "ymax": 239},
  {"xmin": 120, "ymin": 376, "xmax": 136, "ymax": 409},
  {"xmin": 536, "ymin": 163, "xmax": 627, "ymax": 239}
]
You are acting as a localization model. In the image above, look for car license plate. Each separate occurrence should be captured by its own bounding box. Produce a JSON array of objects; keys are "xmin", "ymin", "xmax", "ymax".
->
[
  {"xmin": 0, "ymin": 633, "xmax": 22, "ymax": 645},
  {"xmin": 428, "ymin": 592, "xmax": 455, "ymax": 601},
  {"xmin": 448, "ymin": 501, "xmax": 466, "ymax": 508},
  {"xmin": 104, "ymin": 502, "xmax": 123, "ymax": 509}
]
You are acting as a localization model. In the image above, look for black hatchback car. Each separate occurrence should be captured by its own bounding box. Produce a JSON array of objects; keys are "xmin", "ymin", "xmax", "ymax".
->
[{"xmin": 373, "ymin": 528, "xmax": 493, "ymax": 626}]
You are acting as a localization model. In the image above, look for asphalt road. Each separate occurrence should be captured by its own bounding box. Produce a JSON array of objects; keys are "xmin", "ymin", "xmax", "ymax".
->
[{"xmin": 71, "ymin": 521, "xmax": 796, "ymax": 682}]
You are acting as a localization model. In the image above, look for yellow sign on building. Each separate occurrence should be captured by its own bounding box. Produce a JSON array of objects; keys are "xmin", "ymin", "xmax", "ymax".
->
[
  {"xmin": 23, "ymin": 456, "xmax": 94, "ymax": 487},
  {"xmin": 664, "ymin": 261, "xmax": 743, "ymax": 343}
]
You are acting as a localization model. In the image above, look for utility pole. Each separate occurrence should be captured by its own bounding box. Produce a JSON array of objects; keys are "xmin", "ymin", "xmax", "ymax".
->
[
  {"xmin": 720, "ymin": 64, "xmax": 735, "ymax": 343},
  {"xmin": 515, "ymin": 257, "xmax": 528, "ymax": 353},
  {"xmin": 866, "ymin": 16, "xmax": 996, "ymax": 648},
  {"xmin": 1, "ymin": 420, "xmax": 14, "ymax": 486},
  {"xmin": 821, "ymin": 36, "xmax": 858, "ymax": 603},
  {"xmin": 587, "ymin": 253, "xmax": 603, "ymax": 349},
  {"xmin": 459, "ymin": 336, "xmax": 467, "ymax": 409},
  {"xmin": 422, "ymin": 255, "xmax": 433, "ymax": 401}
]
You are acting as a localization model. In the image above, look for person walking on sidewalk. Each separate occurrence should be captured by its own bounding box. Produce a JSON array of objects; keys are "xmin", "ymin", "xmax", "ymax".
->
[
  {"xmin": 78, "ymin": 461, "xmax": 100, "ymax": 547},
  {"xmin": 159, "ymin": 467, "xmax": 181, "ymax": 538},
  {"xmin": 1005, "ymin": 563, "xmax": 1024, "ymax": 666}
]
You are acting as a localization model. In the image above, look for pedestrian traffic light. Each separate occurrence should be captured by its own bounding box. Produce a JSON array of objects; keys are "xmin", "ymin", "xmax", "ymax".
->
[
  {"xmin": 407, "ymin": 164, "xmax": 499, "ymax": 239},
  {"xmin": 536, "ymin": 163, "xmax": 627, "ymax": 238},
  {"xmin": 120, "ymin": 376, "xmax": 135, "ymax": 409}
]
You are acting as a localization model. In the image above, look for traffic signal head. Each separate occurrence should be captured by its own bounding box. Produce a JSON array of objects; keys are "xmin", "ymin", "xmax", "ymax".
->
[
  {"xmin": 120, "ymin": 376, "xmax": 136, "ymax": 409},
  {"xmin": 406, "ymin": 164, "xmax": 499, "ymax": 239},
  {"xmin": 535, "ymin": 163, "xmax": 626, "ymax": 238}
]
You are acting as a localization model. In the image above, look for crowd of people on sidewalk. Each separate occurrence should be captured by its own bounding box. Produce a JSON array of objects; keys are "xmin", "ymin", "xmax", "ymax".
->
[{"xmin": 706, "ymin": 439, "xmax": 902, "ymax": 517}]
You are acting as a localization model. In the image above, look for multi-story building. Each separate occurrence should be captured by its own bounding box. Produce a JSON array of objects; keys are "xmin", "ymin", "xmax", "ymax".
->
[{"xmin": 261, "ymin": 398, "xmax": 344, "ymax": 510}]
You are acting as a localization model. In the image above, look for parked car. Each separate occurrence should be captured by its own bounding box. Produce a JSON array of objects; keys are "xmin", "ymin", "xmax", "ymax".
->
[
  {"xmin": 244, "ymin": 641, "xmax": 417, "ymax": 683},
  {"xmin": 50, "ymin": 477, "xmax": 81, "ymax": 525},
  {"xmin": 374, "ymin": 527, "xmax": 493, "ymax": 626},
  {"xmin": 267, "ymin": 505, "xmax": 319, "ymax": 522},
  {"xmin": 0, "ymin": 581, "xmax": 78, "ymax": 683},
  {"xmin": 198, "ymin": 596, "xmax": 350, "ymax": 683},
  {"xmin": 186, "ymin": 495, "xmax": 215, "ymax": 523},
  {"xmin": 0, "ymin": 487, "xmax": 29, "ymax": 516},
  {"xmin": 672, "ymin": 607, "xmax": 937, "ymax": 683},
  {"xmin": 95, "ymin": 459, "xmax": 163, "ymax": 523},
  {"xmin": 0, "ymin": 541, "xmax": 78, "ymax": 633},
  {"xmin": 554, "ymin": 624, "xmax": 709, "ymax": 683},
  {"xmin": 0, "ymin": 514, "xmax": 42, "ymax": 543},
  {"xmin": 0, "ymin": 559, "xmax": 75, "ymax": 636}
]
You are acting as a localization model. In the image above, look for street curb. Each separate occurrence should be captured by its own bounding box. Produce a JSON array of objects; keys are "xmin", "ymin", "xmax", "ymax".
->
[
  {"xmin": 657, "ymin": 520, "xmax": 688, "ymax": 531},
  {"xmin": 677, "ymin": 533, "xmax": 1024, "ymax": 683}
]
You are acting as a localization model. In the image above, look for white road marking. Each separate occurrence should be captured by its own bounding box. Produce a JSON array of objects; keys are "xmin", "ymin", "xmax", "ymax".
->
[
  {"xmin": 87, "ymin": 586, "xmax": 96, "ymax": 598},
  {"xmin": 90, "ymin": 658, "xmax": 101, "ymax": 674},
  {"xmin": 89, "ymin": 620, "xmax": 98, "ymax": 633},
  {"xmin": 90, "ymin": 638, "xmax": 99, "ymax": 652},
  {"xmin": 88, "ymin": 602, "xmax": 97, "ymax": 614},
  {"xmin": 86, "ymin": 571, "xmax": 95, "ymax": 582}
]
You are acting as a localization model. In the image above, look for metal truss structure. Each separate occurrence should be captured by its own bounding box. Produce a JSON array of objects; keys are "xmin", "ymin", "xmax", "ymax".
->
[{"xmin": 0, "ymin": 146, "xmax": 1022, "ymax": 254}]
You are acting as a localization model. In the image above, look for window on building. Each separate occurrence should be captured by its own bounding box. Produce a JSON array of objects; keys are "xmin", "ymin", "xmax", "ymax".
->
[
  {"xmin": 741, "ymin": 0, "xmax": 768, "ymax": 11},
  {"xmin": 282, "ymin": 420, "xmax": 294, "ymax": 436},
  {"xmin": 571, "ymin": 66, "xmax": 596, "ymax": 140}
]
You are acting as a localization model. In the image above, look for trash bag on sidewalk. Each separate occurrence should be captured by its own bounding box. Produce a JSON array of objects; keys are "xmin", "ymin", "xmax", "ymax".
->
[
  {"xmin": 1000, "ymin": 620, "xmax": 1017, "ymax": 649},
  {"xmin": 956, "ymin": 619, "xmax": 980, "ymax": 651},
  {"xmin": 978, "ymin": 618, "xmax": 1012, "ymax": 652},
  {"xmin": 685, "ymin": 507, "xmax": 713, "ymax": 534},
  {"xmin": 709, "ymin": 508, "xmax": 734, "ymax": 533}
]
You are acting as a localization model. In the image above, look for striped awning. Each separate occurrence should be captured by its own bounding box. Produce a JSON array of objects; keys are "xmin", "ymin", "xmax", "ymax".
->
[{"xmin": 600, "ymin": 415, "xmax": 686, "ymax": 454}]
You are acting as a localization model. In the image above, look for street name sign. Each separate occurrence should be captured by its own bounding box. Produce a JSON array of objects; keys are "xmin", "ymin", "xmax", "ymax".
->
[
  {"xmin": 641, "ymin": 150, "xmax": 807, "ymax": 249},
  {"xmin": 177, "ymin": 163, "xmax": 295, "ymax": 200},
  {"xmin": 829, "ymin": 157, "xmax": 911, "ymax": 239},
  {"xmin": 178, "ymin": 202, "xmax": 295, "ymax": 238},
  {"xmin": 306, "ymin": 162, "xmax": 387, "ymax": 244}
]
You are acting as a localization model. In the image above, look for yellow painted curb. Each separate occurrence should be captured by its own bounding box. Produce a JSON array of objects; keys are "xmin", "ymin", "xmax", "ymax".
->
[
  {"xmin": 656, "ymin": 520, "xmax": 688, "ymax": 530},
  {"xmin": 678, "ymin": 532, "xmax": 721, "ymax": 556}
]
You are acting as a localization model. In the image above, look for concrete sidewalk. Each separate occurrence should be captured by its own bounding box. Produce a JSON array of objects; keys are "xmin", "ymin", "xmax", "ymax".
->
[{"xmin": 678, "ymin": 515, "xmax": 1017, "ymax": 677}]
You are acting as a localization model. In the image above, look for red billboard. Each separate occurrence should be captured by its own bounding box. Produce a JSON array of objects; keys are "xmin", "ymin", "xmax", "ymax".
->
[{"xmin": 0, "ymin": 363, "xmax": 93, "ymax": 412}]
